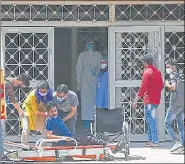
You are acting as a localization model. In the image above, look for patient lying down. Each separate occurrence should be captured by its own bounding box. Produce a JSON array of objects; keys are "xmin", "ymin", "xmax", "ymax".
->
[{"xmin": 45, "ymin": 102, "xmax": 124, "ymax": 153}]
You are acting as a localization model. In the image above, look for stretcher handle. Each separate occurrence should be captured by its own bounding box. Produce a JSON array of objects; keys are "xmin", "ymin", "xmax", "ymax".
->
[{"xmin": 36, "ymin": 138, "xmax": 78, "ymax": 158}]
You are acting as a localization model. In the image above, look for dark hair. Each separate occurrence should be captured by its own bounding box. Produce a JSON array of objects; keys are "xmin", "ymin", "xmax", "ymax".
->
[
  {"xmin": 56, "ymin": 84, "xmax": 68, "ymax": 94},
  {"xmin": 16, "ymin": 73, "xmax": 30, "ymax": 87},
  {"xmin": 45, "ymin": 101, "xmax": 56, "ymax": 112},
  {"xmin": 165, "ymin": 58, "xmax": 177, "ymax": 66},
  {"xmin": 140, "ymin": 54, "xmax": 154, "ymax": 65},
  {"xmin": 37, "ymin": 81, "xmax": 50, "ymax": 90},
  {"xmin": 145, "ymin": 60, "xmax": 153, "ymax": 65}
]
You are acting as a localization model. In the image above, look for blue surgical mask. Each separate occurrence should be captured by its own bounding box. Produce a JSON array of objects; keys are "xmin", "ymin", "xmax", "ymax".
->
[
  {"xmin": 39, "ymin": 92, "xmax": 47, "ymax": 97},
  {"xmin": 57, "ymin": 97, "xmax": 64, "ymax": 102},
  {"xmin": 87, "ymin": 44, "xmax": 94, "ymax": 52}
]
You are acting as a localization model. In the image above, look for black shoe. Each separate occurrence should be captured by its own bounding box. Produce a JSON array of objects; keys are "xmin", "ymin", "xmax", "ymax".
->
[{"xmin": 112, "ymin": 140, "xmax": 125, "ymax": 154}]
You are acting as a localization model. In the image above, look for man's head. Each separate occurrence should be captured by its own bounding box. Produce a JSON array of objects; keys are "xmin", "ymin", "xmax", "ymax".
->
[
  {"xmin": 14, "ymin": 73, "xmax": 30, "ymax": 87},
  {"xmin": 140, "ymin": 54, "xmax": 154, "ymax": 66},
  {"xmin": 46, "ymin": 102, "xmax": 58, "ymax": 118},
  {"xmin": 165, "ymin": 58, "xmax": 177, "ymax": 74},
  {"xmin": 56, "ymin": 84, "xmax": 69, "ymax": 102}
]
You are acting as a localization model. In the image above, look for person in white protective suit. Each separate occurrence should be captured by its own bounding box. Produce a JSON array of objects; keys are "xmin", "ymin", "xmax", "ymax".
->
[{"xmin": 76, "ymin": 42, "xmax": 102, "ymax": 130}]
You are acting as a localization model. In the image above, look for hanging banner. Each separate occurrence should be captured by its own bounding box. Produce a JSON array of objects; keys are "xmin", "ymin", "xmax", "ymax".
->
[{"xmin": 0, "ymin": 69, "xmax": 6, "ymax": 119}]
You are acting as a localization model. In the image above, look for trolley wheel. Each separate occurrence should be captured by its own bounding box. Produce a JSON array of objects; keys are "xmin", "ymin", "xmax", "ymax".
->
[
  {"xmin": 104, "ymin": 154, "xmax": 115, "ymax": 161},
  {"xmin": 124, "ymin": 152, "xmax": 129, "ymax": 161}
]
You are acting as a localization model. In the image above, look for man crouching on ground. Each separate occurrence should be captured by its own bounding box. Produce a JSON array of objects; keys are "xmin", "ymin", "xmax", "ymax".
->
[{"xmin": 45, "ymin": 102, "xmax": 125, "ymax": 154}]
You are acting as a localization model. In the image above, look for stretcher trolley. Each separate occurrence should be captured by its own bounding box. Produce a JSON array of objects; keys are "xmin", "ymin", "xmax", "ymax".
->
[{"xmin": 4, "ymin": 138, "xmax": 125, "ymax": 162}]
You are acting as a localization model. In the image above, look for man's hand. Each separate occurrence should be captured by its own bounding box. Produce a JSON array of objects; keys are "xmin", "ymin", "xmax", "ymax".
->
[
  {"xmin": 18, "ymin": 109, "xmax": 25, "ymax": 117},
  {"xmin": 165, "ymin": 80, "xmax": 170, "ymax": 87},
  {"xmin": 132, "ymin": 102, "xmax": 137, "ymax": 109},
  {"xmin": 45, "ymin": 112, "xmax": 49, "ymax": 117},
  {"xmin": 60, "ymin": 136, "xmax": 71, "ymax": 141}
]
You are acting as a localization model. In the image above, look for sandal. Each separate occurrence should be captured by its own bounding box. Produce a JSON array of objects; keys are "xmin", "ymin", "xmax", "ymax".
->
[{"xmin": 144, "ymin": 141, "xmax": 152, "ymax": 147}]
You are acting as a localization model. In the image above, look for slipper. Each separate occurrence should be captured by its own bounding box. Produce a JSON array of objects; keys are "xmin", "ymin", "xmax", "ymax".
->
[
  {"xmin": 150, "ymin": 143, "xmax": 159, "ymax": 147},
  {"xmin": 144, "ymin": 141, "xmax": 152, "ymax": 147}
]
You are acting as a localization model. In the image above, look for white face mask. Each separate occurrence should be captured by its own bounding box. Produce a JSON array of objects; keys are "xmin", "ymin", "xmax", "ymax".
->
[
  {"xmin": 101, "ymin": 64, "xmax": 107, "ymax": 69},
  {"xmin": 166, "ymin": 68, "xmax": 173, "ymax": 74}
]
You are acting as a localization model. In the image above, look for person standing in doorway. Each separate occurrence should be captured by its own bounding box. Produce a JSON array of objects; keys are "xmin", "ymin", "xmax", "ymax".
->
[
  {"xmin": 76, "ymin": 42, "xmax": 102, "ymax": 131},
  {"xmin": 132, "ymin": 54, "xmax": 164, "ymax": 147},
  {"xmin": 53, "ymin": 84, "xmax": 79, "ymax": 135},
  {"xmin": 163, "ymin": 58, "xmax": 184, "ymax": 153}
]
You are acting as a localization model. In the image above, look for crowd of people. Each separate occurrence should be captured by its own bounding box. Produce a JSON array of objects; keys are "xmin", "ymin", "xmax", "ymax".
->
[{"xmin": 0, "ymin": 55, "xmax": 184, "ymax": 159}]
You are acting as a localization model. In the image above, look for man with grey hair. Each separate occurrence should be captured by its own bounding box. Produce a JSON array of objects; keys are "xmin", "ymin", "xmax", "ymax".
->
[{"xmin": 132, "ymin": 54, "xmax": 164, "ymax": 147}]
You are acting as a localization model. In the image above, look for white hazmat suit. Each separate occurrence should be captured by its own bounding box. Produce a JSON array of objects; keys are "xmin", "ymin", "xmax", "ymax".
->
[{"xmin": 76, "ymin": 50, "xmax": 102, "ymax": 121}]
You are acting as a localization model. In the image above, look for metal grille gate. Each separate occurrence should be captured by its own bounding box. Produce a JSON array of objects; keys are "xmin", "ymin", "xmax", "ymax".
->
[
  {"xmin": 109, "ymin": 26, "xmax": 165, "ymax": 141},
  {"xmin": 1, "ymin": 27, "xmax": 54, "ymax": 142}
]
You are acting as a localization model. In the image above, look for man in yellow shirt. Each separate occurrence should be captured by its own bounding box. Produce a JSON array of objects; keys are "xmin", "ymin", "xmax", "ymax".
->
[{"xmin": 21, "ymin": 81, "xmax": 53, "ymax": 145}]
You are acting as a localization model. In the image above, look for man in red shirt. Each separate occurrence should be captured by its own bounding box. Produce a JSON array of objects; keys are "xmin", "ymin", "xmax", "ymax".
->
[{"xmin": 133, "ymin": 54, "xmax": 164, "ymax": 147}]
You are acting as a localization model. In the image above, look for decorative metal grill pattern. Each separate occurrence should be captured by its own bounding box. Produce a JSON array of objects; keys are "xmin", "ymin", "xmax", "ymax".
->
[
  {"xmin": 4, "ymin": 32, "xmax": 49, "ymax": 136},
  {"xmin": 114, "ymin": 29, "xmax": 161, "ymax": 136},
  {"xmin": 116, "ymin": 87, "xmax": 145, "ymax": 134},
  {"xmin": 164, "ymin": 31, "xmax": 185, "ymax": 133},
  {"xmin": 116, "ymin": 4, "xmax": 185, "ymax": 21},
  {"xmin": 77, "ymin": 27, "xmax": 108, "ymax": 56},
  {"xmin": 115, "ymin": 31, "xmax": 159, "ymax": 80},
  {"xmin": 1, "ymin": 5, "xmax": 109, "ymax": 21}
]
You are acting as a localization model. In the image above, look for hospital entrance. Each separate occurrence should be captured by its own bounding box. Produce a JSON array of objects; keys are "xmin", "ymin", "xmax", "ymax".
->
[
  {"xmin": 2, "ymin": 26, "xmax": 174, "ymax": 142},
  {"xmin": 53, "ymin": 27, "xmax": 108, "ymax": 134},
  {"xmin": 1, "ymin": 1, "xmax": 184, "ymax": 143}
]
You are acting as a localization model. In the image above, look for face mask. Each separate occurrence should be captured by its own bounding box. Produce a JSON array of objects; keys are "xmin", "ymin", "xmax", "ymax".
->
[
  {"xmin": 39, "ymin": 92, "xmax": 47, "ymax": 97},
  {"xmin": 166, "ymin": 68, "xmax": 173, "ymax": 74},
  {"xmin": 101, "ymin": 64, "xmax": 107, "ymax": 69},
  {"xmin": 57, "ymin": 97, "xmax": 64, "ymax": 102},
  {"xmin": 87, "ymin": 45, "xmax": 94, "ymax": 52}
]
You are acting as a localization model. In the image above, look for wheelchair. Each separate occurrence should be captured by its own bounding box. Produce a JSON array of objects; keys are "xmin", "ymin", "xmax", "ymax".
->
[{"xmin": 92, "ymin": 107, "xmax": 130, "ymax": 160}]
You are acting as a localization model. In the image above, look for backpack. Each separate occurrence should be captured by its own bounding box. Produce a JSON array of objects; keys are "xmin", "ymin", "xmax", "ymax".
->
[{"xmin": 172, "ymin": 78, "xmax": 184, "ymax": 107}]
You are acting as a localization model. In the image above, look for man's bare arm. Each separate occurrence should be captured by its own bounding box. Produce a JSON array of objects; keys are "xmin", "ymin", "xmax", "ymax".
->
[
  {"xmin": 47, "ymin": 131, "xmax": 71, "ymax": 141},
  {"xmin": 63, "ymin": 107, "xmax": 77, "ymax": 121},
  {"xmin": 165, "ymin": 81, "xmax": 176, "ymax": 91}
]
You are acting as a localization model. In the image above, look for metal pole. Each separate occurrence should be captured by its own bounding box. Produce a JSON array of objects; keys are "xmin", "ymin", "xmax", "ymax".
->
[{"xmin": 0, "ymin": 0, "xmax": 2, "ymax": 161}]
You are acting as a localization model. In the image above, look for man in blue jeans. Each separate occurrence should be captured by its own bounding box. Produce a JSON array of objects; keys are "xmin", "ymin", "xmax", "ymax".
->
[
  {"xmin": 133, "ymin": 54, "xmax": 164, "ymax": 147},
  {"xmin": 164, "ymin": 58, "xmax": 184, "ymax": 153}
]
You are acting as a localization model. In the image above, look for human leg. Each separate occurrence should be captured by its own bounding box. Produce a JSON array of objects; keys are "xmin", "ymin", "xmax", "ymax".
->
[
  {"xmin": 0, "ymin": 120, "xmax": 4, "ymax": 156},
  {"xmin": 144, "ymin": 105, "xmax": 152, "ymax": 145},
  {"xmin": 176, "ymin": 107, "xmax": 184, "ymax": 146},
  {"xmin": 164, "ymin": 105, "xmax": 183, "ymax": 152},
  {"xmin": 21, "ymin": 116, "xmax": 29, "ymax": 145},
  {"xmin": 163, "ymin": 105, "xmax": 178, "ymax": 143},
  {"xmin": 66, "ymin": 113, "xmax": 77, "ymax": 135},
  {"xmin": 145, "ymin": 104, "xmax": 159, "ymax": 144}
]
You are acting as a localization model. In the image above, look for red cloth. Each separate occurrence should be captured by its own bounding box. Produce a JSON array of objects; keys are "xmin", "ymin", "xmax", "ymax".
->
[
  {"xmin": 137, "ymin": 65, "xmax": 164, "ymax": 105},
  {"xmin": 0, "ymin": 83, "xmax": 4, "ymax": 99}
]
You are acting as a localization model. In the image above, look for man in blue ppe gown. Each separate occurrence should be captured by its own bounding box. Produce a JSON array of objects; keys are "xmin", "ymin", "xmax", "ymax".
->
[{"xmin": 96, "ymin": 56, "xmax": 108, "ymax": 109}]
